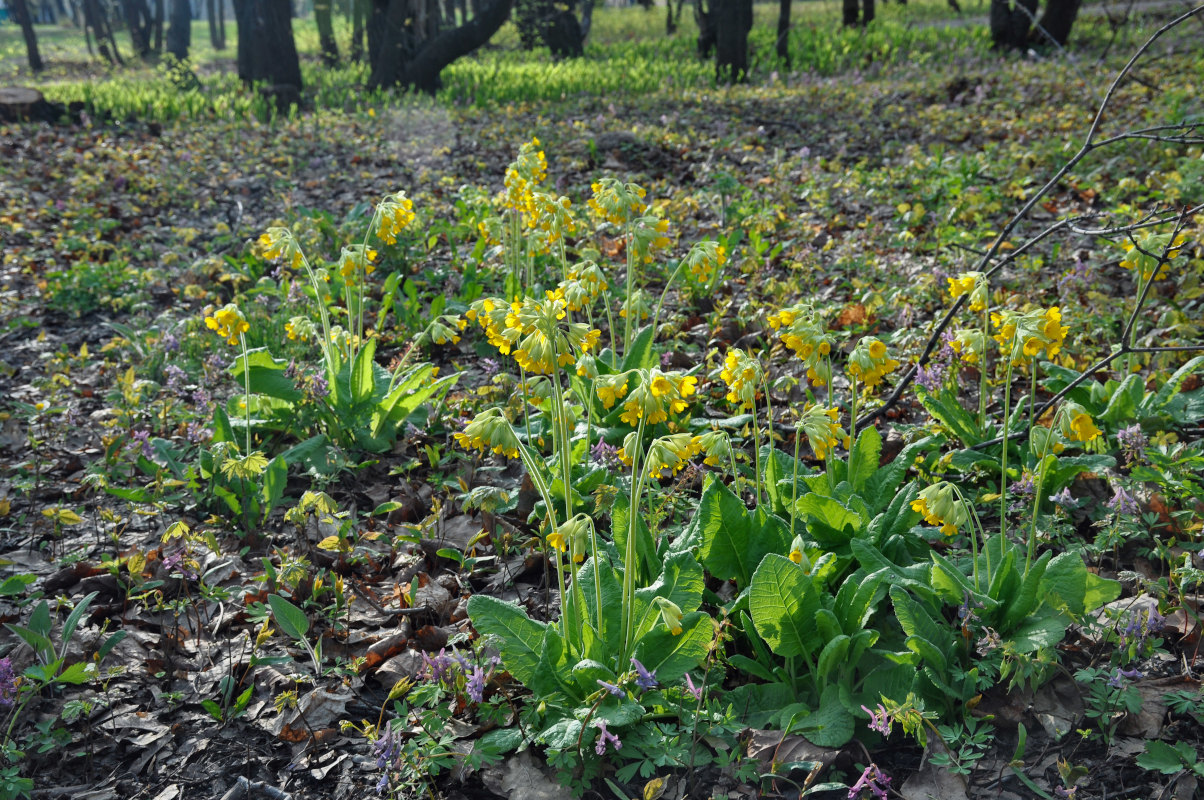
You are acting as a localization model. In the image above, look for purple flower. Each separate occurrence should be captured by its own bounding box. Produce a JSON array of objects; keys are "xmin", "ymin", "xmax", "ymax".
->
[
  {"xmin": 1117, "ymin": 424, "xmax": 1147, "ymax": 464},
  {"xmin": 205, "ymin": 353, "xmax": 229, "ymax": 373},
  {"xmin": 597, "ymin": 679, "xmax": 623, "ymax": 697},
  {"xmin": 161, "ymin": 549, "xmax": 197, "ymax": 580},
  {"xmin": 848, "ymin": 763, "xmax": 890, "ymax": 800},
  {"xmin": 374, "ymin": 724, "xmax": 398, "ymax": 770},
  {"xmin": 162, "ymin": 332, "xmax": 180, "ymax": 353},
  {"xmin": 185, "ymin": 422, "xmax": 212, "ymax": 444},
  {"xmin": 1009, "ymin": 472, "xmax": 1036, "ymax": 513},
  {"xmin": 308, "ymin": 372, "xmax": 329, "ymax": 400},
  {"xmin": 163, "ymin": 364, "xmax": 188, "ymax": 396},
  {"xmin": 422, "ymin": 649, "xmax": 454, "ymax": 684},
  {"xmin": 480, "ymin": 358, "xmax": 500, "ymax": 378},
  {"xmin": 131, "ymin": 429, "xmax": 153, "ymax": 458},
  {"xmin": 630, "ymin": 658, "xmax": 658, "ymax": 690},
  {"xmin": 1106, "ymin": 486, "xmax": 1140, "ymax": 517},
  {"xmin": 594, "ymin": 720, "xmax": 622, "ymax": 755},
  {"xmin": 0, "ymin": 658, "xmax": 17, "ymax": 706},
  {"xmin": 684, "ymin": 673, "xmax": 703, "ymax": 701},
  {"xmin": 191, "ymin": 389, "xmax": 212, "ymax": 408},
  {"xmin": 467, "ymin": 665, "xmax": 487, "ymax": 702},
  {"xmin": 1107, "ymin": 667, "xmax": 1143, "ymax": 689},
  {"xmin": 591, "ymin": 440, "xmax": 621, "ymax": 468},
  {"xmin": 1050, "ymin": 488, "xmax": 1077, "ymax": 510},
  {"xmin": 861, "ymin": 704, "xmax": 892, "ymax": 736}
]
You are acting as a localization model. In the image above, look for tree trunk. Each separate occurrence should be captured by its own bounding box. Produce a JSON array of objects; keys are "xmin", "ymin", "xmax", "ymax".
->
[
  {"xmin": 233, "ymin": 0, "xmax": 303, "ymax": 90},
  {"xmin": 152, "ymin": 0, "xmax": 165, "ymax": 53},
  {"xmin": 208, "ymin": 0, "xmax": 227, "ymax": 49},
  {"xmin": 989, "ymin": 0, "xmax": 1037, "ymax": 48},
  {"xmin": 368, "ymin": 0, "xmax": 512, "ymax": 92},
  {"xmin": 579, "ymin": 0, "xmax": 593, "ymax": 41},
  {"xmin": 350, "ymin": 0, "xmax": 369, "ymax": 59},
  {"xmin": 843, "ymin": 0, "xmax": 873, "ymax": 26},
  {"xmin": 714, "ymin": 0, "xmax": 750, "ymax": 83},
  {"xmin": 122, "ymin": 0, "xmax": 155, "ymax": 57},
  {"xmin": 315, "ymin": 0, "xmax": 340, "ymax": 63},
  {"xmin": 1038, "ymin": 0, "xmax": 1080, "ymax": 45},
  {"xmin": 166, "ymin": 0, "xmax": 191, "ymax": 58},
  {"xmin": 694, "ymin": 0, "xmax": 715, "ymax": 58},
  {"xmin": 9, "ymin": 0, "xmax": 45, "ymax": 73},
  {"xmin": 775, "ymin": 0, "xmax": 789, "ymax": 66},
  {"xmin": 85, "ymin": 0, "xmax": 124, "ymax": 63}
]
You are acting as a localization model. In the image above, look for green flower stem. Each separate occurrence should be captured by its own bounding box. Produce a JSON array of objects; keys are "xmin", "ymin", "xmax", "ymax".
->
[
  {"xmin": 620, "ymin": 417, "xmax": 648, "ymax": 658},
  {"xmin": 751, "ymin": 412, "xmax": 763, "ymax": 509},
  {"xmin": 548, "ymin": 361, "xmax": 573, "ymax": 521},
  {"xmin": 238, "ymin": 332, "xmax": 252, "ymax": 454},
  {"xmin": 650, "ymin": 260, "xmax": 687, "ymax": 338},
  {"xmin": 1026, "ymin": 408, "xmax": 1065, "ymax": 577},
  {"xmin": 623, "ymin": 220, "xmax": 635, "ymax": 355},
  {"xmin": 979, "ymin": 305, "xmax": 989, "ymax": 431},
  {"xmin": 790, "ymin": 424, "xmax": 803, "ymax": 540},
  {"xmin": 1000, "ymin": 358, "xmax": 1015, "ymax": 543}
]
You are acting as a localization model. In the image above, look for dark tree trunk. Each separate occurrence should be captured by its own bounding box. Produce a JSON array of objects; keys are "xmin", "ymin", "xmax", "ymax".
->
[
  {"xmin": 694, "ymin": 0, "xmax": 715, "ymax": 58},
  {"xmin": 350, "ymin": 0, "xmax": 370, "ymax": 59},
  {"xmin": 166, "ymin": 0, "xmax": 191, "ymax": 58},
  {"xmin": 233, "ymin": 0, "xmax": 303, "ymax": 91},
  {"xmin": 1038, "ymin": 0, "xmax": 1080, "ymax": 45},
  {"xmin": 152, "ymin": 0, "xmax": 165, "ymax": 53},
  {"xmin": 842, "ymin": 0, "xmax": 873, "ymax": 26},
  {"xmin": 85, "ymin": 0, "xmax": 125, "ymax": 63},
  {"xmin": 208, "ymin": 0, "xmax": 227, "ymax": 49},
  {"xmin": 579, "ymin": 0, "xmax": 593, "ymax": 41},
  {"xmin": 989, "ymin": 0, "xmax": 1037, "ymax": 48},
  {"xmin": 713, "ymin": 0, "xmax": 750, "ymax": 83},
  {"xmin": 123, "ymin": 0, "xmax": 154, "ymax": 57},
  {"xmin": 9, "ymin": 0, "xmax": 45, "ymax": 72},
  {"xmin": 545, "ymin": 8, "xmax": 582, "ymax": 56},
  {"xmin": 315, "ymin": 0, "xmax": 340, "ymax": 64},
  {"xmin": 368, "ymin": 0, "xmax": 512, "ymax": 92},
  {"xmin": 775, "ymin": 0, "xmax": 789, "ymax": 66}
]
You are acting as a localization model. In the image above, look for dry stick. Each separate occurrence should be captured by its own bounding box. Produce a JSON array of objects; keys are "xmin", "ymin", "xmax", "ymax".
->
[{"xmin": 856, "ymin": 4, "xmax": 1204, "ymax": 435}]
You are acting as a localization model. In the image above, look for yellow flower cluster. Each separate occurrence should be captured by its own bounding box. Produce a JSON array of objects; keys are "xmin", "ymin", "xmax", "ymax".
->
[
  {"xmin": 719, "ymin": 349, "xmax": 762, "ymax": 411},
  {"xmin": 847, "ymin": 337, "xmax": 900, "ymax": 389},
  {"xmin": 619, "ymin": 431, "xmax": 699, "ymax": 475},
  {"xmin": 557, "ymin": 261, "xmax": 608, "ymax": 312},
  {"xmin": 337, "ymin": 245, "xmax": 377, "ymax": 280},
  {"xmin": 376, "ymin": 191, "xmax": 416, "ymax": 245},
  {"xmin": 947, "ymin": 271, "xmax": 989, "ymax": 312},
  {"xmin": 285, "ymin": 315, "xmax": 315, "ymax": 342},
  {"xmin": 949, "ymin": 328, "xmax": 988, "ymax": 365},
  {"xmin": 911, "ymin": 482, "xmax": 968, "ymax": 537},
  {"xmin": 768, "ymin": 303, "xmax": 832, "ymax": 386},
  {"xmin": 424, "ymin": 314, "xmax": 468, "ymax": 346},
  {"xmin": 204, "ymin": 303, "xmax": 249, "ymax": 346},
  {"xmin": 454, "ymin": 408, "xmax": 521, "ymax": 460},
  {"xmin": 630, "ymin": 216, "xmax": 672, "ymax": 264},
  {"xmin": 547, "ymin": 514, "xmax": 590, "ymax": 563},
  {"xmin": 1060, "ymin": 401, "xmax": 1102, "ymax": 443},
  {"xmin": 597, "ymin": 368, "xmax": 697, "ymax": 426},
  {"xmin": 798, "ymin": 404, "xmax": 846, "ymax": 460},
  {"xmin": 503, "ymin": 137, "xmax": 548, "ymax": 214},
  {"xmin": 588, "ymin": 178, "xmax": 648, "ymax": 226},
  {"xmin": 466, "ymin": 293, "xmax": 600, "ymax": 375},
  {"xmin": 1119, "ymin": 230, "xmax": 1187, "ymax": 283},
  {"xmin": 619, "ymin": 288, "xmax": 651, "ymax": 323},
  {"xmin": 681, "ymin": 240, "xmax": 727, "ymax": 285},
  {"xmin": 991, "ymin": 306, "xmax": 1067, "ymax": 365},
  {"xmin": 692, "ymin": 429, "xmax": 732, "ymax": 467},
  {"xmin": 528, "ymin": 192, "xmax": 577, "ymax": 245},
  {"xmin": 258, "ymin": 227, "xmax": 304, "ymax": 270}
]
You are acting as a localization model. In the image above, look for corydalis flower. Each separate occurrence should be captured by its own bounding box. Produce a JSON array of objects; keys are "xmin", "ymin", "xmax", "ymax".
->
[
  {"xmin": 798, "ymin": 404, "xmax": 846, "ymax": 460},
  {"xmin": 861, "ymin": 703, "xmax": 892, "ymax": 736},
  {"xmin": 597, "ymin": 679, "xmax": 623, "ymax": 697},
  {"xmin": 1117, "ymin": 424, "xmax": 1146, "ymax": 463},
  {"xmin": 594, "ymin": 720, "xmax": 623, "ymax": 755},
  {"xmin": 1106, "ymin": 486, "xmax": 1140, "ymax": 516},
  {"xmin": 631, "ymin": 658, "xmax": 658, "ymax": 690},
  {"xmin": 911, "ymin": 481, "xmax": 969, "ymax": 537},
  {"xmin": 204, "ymin": 303, "xmax": 249, "ymax": 346},
  {"xmin": 847, "ymin": 337, "xmax": 900, "ymax": 390},
  {"xmin": 947, "ymin": 271, "xmax": 989, "ymax": 312},
  {"xmin": 849, "ymin": 764, "xmax": 890, "ymax": 800},
  {"xmin": 0, "ymin": 657, "xmax": 17, "ymax": 706},
  {"xmin": 718, "ymin": 348, "xmax": 763, "ymax": 411}
]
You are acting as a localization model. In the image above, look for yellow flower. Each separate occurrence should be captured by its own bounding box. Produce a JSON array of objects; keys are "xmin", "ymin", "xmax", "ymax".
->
[
  {"xmin": 770, "ymin": 303, "xmax": 832, "ymax": 386},
  {"xmin": 640, "ymin": 432, "xmax": 701, "ymax": 476},
  {"xmin": 285, "ymin": 315, "xmax": 315, "ymax": 342},
  {"xmin": 681, "ymin": 240, "xmax": 726, "ymax": 285},
  {"xmin": 453, "ymin": 409, "xmax": 520, "ymax": 460},
  {"xmin": 258, "ymin": 226, "xmax": 304, "ymax": 270},
  {"xmin": 692, "ymin": 429, "xmax": 732, "ymax": 467},
  {"xmin": 992, "ymin": 306, "xmax": 1067, "ymax": 366},
  {"xmin": 630, "ymin": 216, "xmax": 672, "ymax": 264},
  {"xmin": 547, "ymin": 514, "xmax": 591, "ymax": 563},
  {"xmin": 949, "ymin": 328, "xmax": 988, "ymax": 365},
  {"xmin": 847, "ymin": 336, "xmax": 900, "ymax": 390},
  {"xmin": 620, "ymin": 369, "xmax": 697, "ymax": 425},
  {"xmin": 910, "ymin": 482, "xmax": 968, "ymax": 537},
  {"xmin": 376, "ymin": 191, "xmax": 416, "ymax": 245},
  {"xmin": 502, "ymin": 138, "xmax": 548, "ymax": 213},
  {"xmin": 1060, "ymin": 402, "xmax": 1102, "ymax": 443},
  {"xmin": 595, "ymin": 373, "xmax": 630, "ymax": 408},
  {"xmin": 947, "ymin": 271, "xmax": 989, "ymax": 312},
  {"xmin": 470, "ymin": 294, "xmax": 600, "ymax": 375},
  {"xmin": 799, "ymin": 404, "xmax": 845, "ymax": 460},
  {"xmin": 1119, "ymin": 230, "xmax": 1188, "ymax": 282},
  {"xmin": 204, "ymin": 303, "xmax": 249, "ymax": 346},
  {"xmin": 718, "ymin": 349, "xmax": 763, "ymax": 411},
  {"xmin": 587, "ymin": 178, "xmax": 648, "ymax": 226},
  {"xmin": 653, "ymin": 597, "xmax": 683, "ymax": 636},
  {"xmin": 558, "ymin": 261, "xmax": 608, "ymax": 312},
  {"xmin": 337, "ymin": 245, "xmax": 377, "ymax": 279}
]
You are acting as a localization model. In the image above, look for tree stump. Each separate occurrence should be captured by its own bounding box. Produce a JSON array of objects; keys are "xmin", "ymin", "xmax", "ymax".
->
[{"xmin": 0, "ymin": 87, "xmax": 64, "ymax": 123}]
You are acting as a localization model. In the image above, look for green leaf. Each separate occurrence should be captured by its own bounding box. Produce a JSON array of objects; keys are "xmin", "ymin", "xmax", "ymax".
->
[
  {"xmin": 211, "ymin": 405, "xmax": 237, "ymax": 445},
  {"xmin": 97, "ymin": 630, "xmax": 127, "ymax": 663},
  {"xmin": 476, "ymin": 726, "xmax": 526, "ymax": 756},
  {"xmin": 268, "ymin": 594, "xmax": 310, "ymax": 642},
  {"xmin": 918, "ymin": 389, "xmax": 982, "ymax": 447},
  {"xmin": 467, "ymin": 595, "xmax": 548, "ymax": 687},
  {"xmin": 815, "ymin": 635, "xmax": 851, "ymax": 682},
  {"xmin": 1136, "ymin": 740, "xmax": 1195, "ymax": 774},
  {"xmin": 61, "ymin": 591, "xmax": 98, "ymax": 651},
  {"xmin": 576, "ymin": 558, "xmax": 625, "ymax": 654},
  {"xmin": 621, "ymin": 325, "xmax": 657, "ymax": 372},
  {"xmin": 612, "ymin": 491, "xmax": 659, "ymax": 586},
  {"xmin": 631, "ymin": 611, "xmax": 711, "ymax": 684},
  {"xmin": 999, "ymin": 550, "xmax": 1051, "ymax": 633},
  {"xmin": 229, "ymin": 348, "xmax": 302, "ymax": 402},
  {"xmin": 1041, "ymin": 553, "xmax": 1119, "ymax": 619},
  {"xmin": 695, "ymin": 474, "xmax": 755, "ymax": 585},
  {"xmin": 1008, "ymin": 608, "xmax": 1069, "ymax": 653},
  {"xmin": 1099, "ymin": 373, "xmax": 1144, "ymax": 424},
  {"xmin": 351, "ymin": 338, "xmax": 379, "ymax": 407},
  {"xmin": 795, "ymin": 493, "xmax": 864, "ymax": 548},
  {"xmin": 750, "ymin": 555, "xmax": 821, "ymax": 658},
  {"xmin": 847, "ymin": 426, "xmax": 882, "ymax": 494},
  {"xmin": 632, "ymin": 551, "xmax": 704, "ymax": 641},
  {"xmin": 55, "ymin": 661, "xmax": 94, "ymax": 685},
  {"xmin": 1148, "ymin": 356, "xmax": 1204, "ymax": 413},
  {"xmin": 0, "ymin": 574, "xmax": 36, "ymax": 597},
  {"xmin": 538, "ymin": 717, "xmax": 583, "ymax": 749},
  {"xmin": 373, "ymin": 366, "xmax": 460, "ymax": 438},
  {"xmin": 797, "ymin": 685, "xmax": 856, "ymax": 747}
]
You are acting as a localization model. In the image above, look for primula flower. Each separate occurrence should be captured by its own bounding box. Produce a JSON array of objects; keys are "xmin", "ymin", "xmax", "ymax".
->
[
  {"xmin": 692, "ymin": 429, "xmax": 732, "ymax": 468},
  {"xmin": 588, "ymin": 177, "xmax": 647, "ymax": 226},
  {"xmin": 621, "ymin": 431, "xmax": 699, "ymax": 475},
  {"xmin": 204, "ymin": 303, "xmax": 249, "ymax": 346},
  {"xmin": 847, "ymin": 337, "xmax": 900, "ymax": 390},
  {"xmin": 718, "ymin": 349, "xmax": 763, "ymax": 411},
  {"xmin": 336, "ymin": 245, "xmax": 377, "ymax": 280},
  {"xmin": 618, "ymin": 288, "xmax": 652, "ymax": 323},
  {"xmin": 258, "ymin": 226, "xmax": 304, "ymax": 270},
  {"xmin": 992, "ymin": 306, "xmax": 1068, "ymax": 366},
  {"xmin": 947, "ymin": 271, "xmax": 989, "ymax": 312},
  {"xmin": 798, "ymin": 404, "xmax": 846, "ymax": 460},
  {"xmin": 654, "ymin": 597, "xmax": 684, "ymax": 635},
  {"xmin": 558, "ymin": 261, "xmax": 608, "ymax": 312},
  {"xmin": 619, "ymin": 369, "xmax": 697, "ymax": 425},
  {"xmin": 502, "ymin": 138, "xmax": 548, "ymax": 214},
  {"xmin": 285, "ymin": 316, "xmax": 315, "ymax": 342},
  {"xmin": 594, "ymin": 372, "xmax": 630, "ymax": 408},
  {"xmin": 1060, "ymin": 401, "xmax": 1102, "ymax": 443},
  {"xmin": 546, "ymin": 514, "xmax": 590, "ymax": 563},
  {"xmin": 469, "ymin": 293, "xmax": 600, "ymax": 375},
  {"xmin": 911, "ymin": 482, "xmax": 968, "ymax": 537},
  {"xmin": 769, "ymin": 303, "xmax": 833, "ymax": 386},
  {"xmin": 528, "ymin": 191, "xmax": 577, "ymax": 243},
  {"xmin": 454, "ymin": 408, "xmax": 521, "ymax": 460},
  {"xmin": 630, "ymin": 215, "xmax": 672, "ymax": 264},
  {"xmin": 681, "ymin": 240, "xmax": 726, "ymax": 285},
  {"xmin": 421, "ymin": 314, "xmax": 468, "ymax": 346},
  {"xmin": 949, "ymin": 328, "xmax": 989, "ymax": 365},
  {"xmin": 376, "ymin": 191, "xmax": 416, "ymax": 245},
  {"xmin": 1119, "ymin": 230, "xmax": 1188, "ymax": 282}
]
